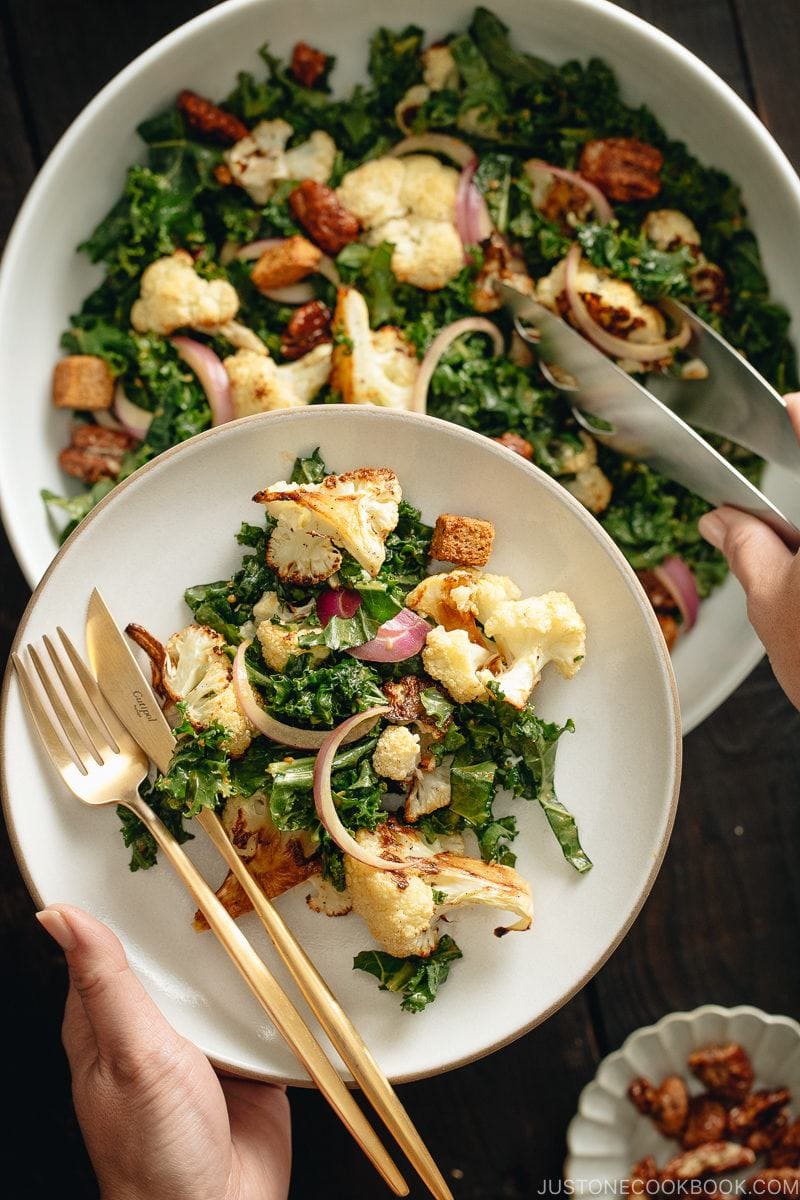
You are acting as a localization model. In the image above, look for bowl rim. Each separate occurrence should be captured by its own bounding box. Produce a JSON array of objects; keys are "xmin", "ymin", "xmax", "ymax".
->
[
  {"xmin": 564, "ymin": 1002, "xmax": 800, "ymax": 1180},
  {"xmin": 0, "ymin": 404, "xmax": 682, "ymax": 1084}
]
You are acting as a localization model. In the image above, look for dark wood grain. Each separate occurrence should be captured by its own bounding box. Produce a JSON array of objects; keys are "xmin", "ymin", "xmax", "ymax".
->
[{"xmin": 0, "ymin": 2, "xmax": 798, "ymax": 1196}]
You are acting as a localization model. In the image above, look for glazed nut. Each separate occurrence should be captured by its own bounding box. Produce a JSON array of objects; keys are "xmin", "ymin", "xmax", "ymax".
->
[
  {"xmin": 687, "ymin": 1042, "xmax": 755, "ymax": 1100},
  {"xmin": 251, "ymin": 235, "xmax": 322, "ymax": 293},
  {"xmin": 280, "ymin": 300, "xmax": 332, "ymax": 360},
  {"xmin": 729, "ymin": 1089, "xmax": 791, "ymax": 1136},
  {"xmin": 660, "ymin": 1141, "xmax": 756, "ymax": 1182},
  {"xmin": 628, "ymin": 1156, "xmax": 658, "ymax": 1195},
  {"xmin": 746, "ymin": 1168, "xmax": 800, "ymax": 1196},
  {"xmin": 53, "ymin": 355, "xmax": 114, "ymax": 411},
  {"xmin": 579, "ymin": 137, "xmax": 663, "ymax": 202},
  {"xmin": 492, "ymin": 431, "xmax": 534, "ymax": 460},
  {"xmin": 177, "ymin": 89, "xmax": 248, "ymax": 144},
  {"xmin": 382, "ymin": 675, "xmax": 426, "ymax": 723},
  {"xmin": 59, "ymin": 423, "xmax": 135, "ymax": 484},
  {"xmin": 429, "ymin": 513, "xmax": 496, "ymax": 568},
  {"xmin": 747, "ymin": 1112, "xmax": 789, "ymax": 1154},
  {"xmin": 628, "ymin": 1076, "xmax": 659, "ymax": 1115},
  {"xmin": 682, "ymin": 1096, "xmax": 728, "ymax": 1149},
  {"xmin": 291, "ymin": 41, "xmax": 329, "ymax": 88},
  {"xmin": 769, "ymin": 1118, "xmax": 800, "ymax": 1168},
  {"xmin": 288, "ymin": 180, "xmax": 360, "ymax": 256}
]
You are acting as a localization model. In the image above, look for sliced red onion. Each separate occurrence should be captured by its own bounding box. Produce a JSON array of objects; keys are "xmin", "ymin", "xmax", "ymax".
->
[
  {"xmin": 348, "ymin": 608, "xmax": 430, "ymax": 662},
  {"xmin": 313, "ymin": 706, "xmax": 404, "ymax": 870},
  {"xmin": 316, "ymin": 255, "xmax": 341, "ymax": 287},
  {"xmin": 564, "ymin": 244, "xmax": 691, "ymax": 363},
  {"xmin": 387, "ymin": 134, "xmax": 474, "ymax": 168},
  {"xmin": 526, "ymin": 159, "xmax": 613, "ymax": 225},
  {"xmin": 653, "ymin": 557, "xmax": 700, "ymax": 632},
  {"xmin": 455, "ymin": 157, "xmax": 493, "ymax": 252},
  {"xmin": 113, "ymin": 384, "xmax": 152, "ymax": 440},
  {"xmin": 94, "ymin": 408, "xmax": 125, "ymax": 433},
  {"xmin": 171, "ymin": 336, "xmax": 234, "ymax": 426},
  {"xmin": 259, "ymin": 281, "xmax": 316, "ymax": 305},
  {"xmin": 233, "ymin": 640, "xmax": 383, "ymax": 750},
  {"xmin": 412, "ymin": 317, "xmax": 504, "ymax": 414},
  {"xmin": 235, "ymin": 238, "xmax": 284, "ymax": 262},
  {"xmin": 316, "ymin": 588, "xmax": 362, "ymax": 627}
]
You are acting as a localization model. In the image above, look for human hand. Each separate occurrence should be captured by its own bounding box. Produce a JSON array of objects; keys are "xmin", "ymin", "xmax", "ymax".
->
[
  {"xmin": 698, "ymin": 392, "xmax": 800, "ymax": 709},
  {"xmin": 37, "ymin": 904, "xmax": 292, "ymax": 1200}
]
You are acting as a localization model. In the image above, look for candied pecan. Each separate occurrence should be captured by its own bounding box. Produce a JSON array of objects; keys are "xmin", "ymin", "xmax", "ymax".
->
[
  {"xmin": 746, "ymin": 1168, "xmax": 800, "ymax": 1196},
  {"xmin": 729, "ymin": 1089, "xmax": 792, "ymax": 1136},
  {"xmin": 691, "ymin": 262, "xmax": 730, "ymax": 315},
  {"xmin": 770, "ymin": 1118, "xmax": 800, "ymax": 1168},
  {"xmin": 683, "ymin": 1096, "xmax": 728, "ymax": 1149},
  {"xmin": 59, "ymin": 424, "xmax": 135, "ymax": 485},
  {"xmin": 280, "ymin": 300, "xmax": 332, "ymax": 360},
  {"xmin": 629, "ymin": 1156, "xmax": 658, "ymax": 1195},
  {"xmin": 748, "ymin": 1112, "xmax": 789, "ymax": 1153},
  {"xmin": 291, "ymin": 41, "xmax": 329, "ymax": 88},
  {"xmin": 579, "ymin": 137, "xmax": 663, "ymax": 202},
  {"xmin": 688, "ymin": 1043, "xmax": 754, "ymax": 1100},
  {"xmin": 289, "ymin": 180, "xmax": 360, "ymax": 255},
  {"xmin": 492, "ymin": 431, "xmax": 534, "ymax": 460},
  {"xmin": 629, "ymin": 1076, "xmax": 659, "ymax": 1115},
  {"xmin": 661, "ymin": 1142, "xmax": 756, "ymax": 1182},
  {"xmin": 653, "ymin": 1075, "xmax": 690, "ymax": 1138},
  {"xmin": 383, "ymin": 676, "xmax": 425, "ymax": 723},
  {"xmin": 177, "ymin": 89, "xmax": 248, "ymax": 144},
  {"xmin": 637, "ymin": 571, "xmax": 681, "ymax": 651}
]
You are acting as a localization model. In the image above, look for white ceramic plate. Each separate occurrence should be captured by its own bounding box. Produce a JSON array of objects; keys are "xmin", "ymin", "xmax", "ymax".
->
[
  {"xmin": 1, "ymin": 407, "xmax": 680, "ymax": 1083},
  {"xmin": 565, "ymin": 1004, "xmax": 800, "ymax": 1187},
  {"xmin": 3, "ymin": 1, "xmax": 796, "ymax": 735}
]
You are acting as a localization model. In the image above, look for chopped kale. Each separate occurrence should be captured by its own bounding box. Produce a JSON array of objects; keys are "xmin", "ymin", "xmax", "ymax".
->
[{"xmin": 353, "ymin": 935, "xmax": 463, "ymax": 1013}]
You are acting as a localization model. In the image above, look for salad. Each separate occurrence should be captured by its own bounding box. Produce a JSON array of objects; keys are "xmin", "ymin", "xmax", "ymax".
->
[
  {"xmin": 47, "ymin": 7, "xmax": 797, "ymax": 650},
  {"xmin": 123, "ymin": 451, "xmax": 589, "ymax": 1012}
]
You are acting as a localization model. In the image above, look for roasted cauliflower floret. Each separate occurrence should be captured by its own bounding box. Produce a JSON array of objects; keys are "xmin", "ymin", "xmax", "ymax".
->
[
  {"xmin": 256, "ymin": 619, "xmax": 328, "ymax": 672},
  {"xmin": 536, "ymin": 255, "xmax": 667, "ymax": 356},
  {"xmin": 422, "ymin": 43, "xmax": 459, "ymax": 91},
  {"xmin": 131, "ymin": 251, "xmax": 239, "ymax": 336},
  {"xmin": 404, "ymin": 760, "xmax": 452, "ymax": 823},
  {"xmin": 224, "ymin": 119, "xmax": 336, "ymax": 205},
  {"xmin": 336, "ymin": 154, "xmax": 462, "ymax": 290},
  {"xmin": 563, "ymin": 465, "xmax": 613, "ymax": 515},
  {"xmin": 421, "ymin": 626, "xmax": 494, "ymax": 703},
  {"xmin": 345, "ymin": 822, "xmax": 532, "ymax": 957},
  {"xmin": 477, "ymin": 591, "xmax": 587, "ymax": 708},
  {"xmin": 266, "ymin": 521, "xmax": 343, "ymax": 586},
  {"xmin": 330, "ymin": 287, "xmax": 419, "ymax": 408},
  {"xmin": 641, "ymin": 208, "xmax": 702, "ymax": 252},
  {"xmin": 255, "ymin": 466, "xmax": 401, "ymax": 580},
  {"xmin": 306, "ymin": 876, "xmax": 353, "ymax": 916},
  {"xmin": 162, "ymin": 624, "xmax": 252, "ymax": 755},
  {"xmin": 373, "ymin": 726, "xmax": 421, "ymax": 781},
  {"xmin": 224, "ymin": 344, "xmax": 332, "ymax": 417}
]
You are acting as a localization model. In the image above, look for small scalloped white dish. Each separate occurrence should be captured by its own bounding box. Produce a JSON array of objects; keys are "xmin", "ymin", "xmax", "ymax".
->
[
  {"xmin": 1, "ymin": 407, "xmax": 680, "ymax": 1084},
  {"xmin": 565, "ymin": 1004, "xmax": 800, "ymax": 1188}
]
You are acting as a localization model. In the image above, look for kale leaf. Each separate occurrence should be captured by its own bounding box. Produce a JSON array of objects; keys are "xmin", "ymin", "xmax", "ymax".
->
[{"xmin": 353, "ymin": 934, "xmax": 462, "ymax": 1013}]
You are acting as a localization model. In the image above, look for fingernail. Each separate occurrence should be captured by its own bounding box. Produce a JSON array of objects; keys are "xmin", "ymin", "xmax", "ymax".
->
[
  {"xmin": 37, "ymin": 908, "xmax": 78, "ymax": 952},
  {"xmin": 698, "ymin": 511, "xmax": 725, "ymax": 550}
]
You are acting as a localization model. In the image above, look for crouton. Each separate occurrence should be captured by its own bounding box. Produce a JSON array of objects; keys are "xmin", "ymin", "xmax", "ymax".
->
[
  {"xmin": 52, "ymin": 355, "xmax": 114, "ymax": 411},
  {"xmin": 251, "ymin": 236, "xmax": 322, "ymax": 293},
  {"xmin": 430, "ymin": 513, "xmax": 495, "ymax": 567}
]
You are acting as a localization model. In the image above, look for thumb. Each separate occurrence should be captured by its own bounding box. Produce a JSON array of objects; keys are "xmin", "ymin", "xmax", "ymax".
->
[
  {"xmin": 698, "ymin": 506, "xmax": 793, "ymax": 631},
  {"xmin": 37, "ymin": 904, "xmax": 181, "ymax": 1073},
  {"xmin": 784, "ymin": 391, "xmax": 800, "ymax": 442}
]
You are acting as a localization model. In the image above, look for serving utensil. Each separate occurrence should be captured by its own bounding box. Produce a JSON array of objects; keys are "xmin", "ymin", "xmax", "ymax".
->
[
  {"xmin": 12, "ymin": 628, "xmax": 408, "ymax": 1198},
  {"xmin": 84, "ymin": 588, "xmax": 453, "ymax": 1200},
  {"xmin": 497, "ymin": 283, "xmax": 800, "ymax": 550}
]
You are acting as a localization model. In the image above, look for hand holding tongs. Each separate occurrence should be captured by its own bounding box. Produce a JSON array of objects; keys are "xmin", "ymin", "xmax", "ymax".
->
[{"xmin": 497, "ymin": 283, "xmax": 800, "ymax": 550}]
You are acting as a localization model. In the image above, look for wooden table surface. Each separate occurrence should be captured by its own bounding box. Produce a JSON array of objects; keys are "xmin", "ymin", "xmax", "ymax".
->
[{"xmin": 1, "ymin": 2, "xmax": 799, "ymax": 1195}]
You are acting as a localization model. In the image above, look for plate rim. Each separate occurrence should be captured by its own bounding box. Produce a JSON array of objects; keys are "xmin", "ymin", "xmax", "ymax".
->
[{"xmin": 1, "ymin": 358, "xmax": 683, "ymax": 1084}]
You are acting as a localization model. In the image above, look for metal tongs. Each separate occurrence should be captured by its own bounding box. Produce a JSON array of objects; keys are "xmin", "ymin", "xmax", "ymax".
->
[{"xmin": 497, "ymin": 283, "xmax": 800, "ymax": 549}]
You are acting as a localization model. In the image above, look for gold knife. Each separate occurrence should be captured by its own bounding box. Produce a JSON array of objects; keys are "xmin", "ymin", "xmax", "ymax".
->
[{"xmin": 85, "ymin": 587, "xmax": 453, "ymax": 1200}]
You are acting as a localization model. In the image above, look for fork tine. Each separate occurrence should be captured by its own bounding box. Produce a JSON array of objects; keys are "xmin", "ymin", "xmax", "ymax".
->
[
  {"xmin": 12, "ymin": 652, "xmax": 88, "ymax": 777},
  {"xmin": 29, "ymin": 644, "xmax": 104, "ymax": 767},
  {"xmin": 43, "ymin": 633, "xmax": 119, "ymax": 760},
  {"xmin": 56, "ymin": 627, "xmax": 130, "ymax": 749}
]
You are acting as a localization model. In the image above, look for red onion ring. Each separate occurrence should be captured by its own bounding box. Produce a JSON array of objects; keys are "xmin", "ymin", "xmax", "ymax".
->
[
  {"xmin": 235, "ymin": 238, "xmax": 284, "ymax": 262},
  {"xmin": 455, "ymin": 157, "xmax": 493, "ymax": 253},
  {"xmin": 171, "ymin": 336, "xmax": 234, "ymax": 426},
  {"xmin": 411, "ymin": 317, "xmax": 504, "ymax": 414},
  {"xmin": 347, "ymin": 608, "xmax": 430, "ymax": 662},
  {"xmin": 94, "ymin": 408, "xmax": 126, "ymax": 433},
  {"xmin": 316, "ymin": 255, "xmax": 341, "ymax": 287},
  {"xmin": 526, "ymin": 159, "xmax": 613, "ymax": 225},
  {"xmin": 113, "ymin": 384, "xmax": 153, "ymax": 440},
  {"xmin": 259, "ymin": 281, "xmax": 316, "ymax": 305},
  {"xmin": 564, "ymin": 244, "xmax": 691, "ymax": 363},
  {"xmin": 387, "ymin": 134, "xmax": 474, "ymax": 168},
  {"xmin": 316, "ymin": 588, "xmax": 362, "ymax": 627},
  {"xmin": 232, "ymin": 640, "xmax": 383, "ymax": 750},
  {"xmin": 653, "ymin": 556, "xmax": 700, "ymax": 632}
]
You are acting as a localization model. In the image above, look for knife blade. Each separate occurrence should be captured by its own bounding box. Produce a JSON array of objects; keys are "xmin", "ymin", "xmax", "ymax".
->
[
  {"xmin": 496, "ymin": 282, "xmax": 800, "ymax": 550},
  {"xmin": 85, "ymin": 587, "xmax": 175, "ymax": 775}
]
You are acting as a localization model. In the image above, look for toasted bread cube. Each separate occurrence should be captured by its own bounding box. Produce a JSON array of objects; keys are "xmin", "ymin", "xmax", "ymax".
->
[
  {"xmin": 52, "ymin": 355, "xmax": 114, "ymax": 411},
  {"xmin": 251, "ymin": 236, "xmax": 321, "ymax": 293},
  {"xmin": 430, "ymin": 513, "xmax": 495, "ymax": 567}
]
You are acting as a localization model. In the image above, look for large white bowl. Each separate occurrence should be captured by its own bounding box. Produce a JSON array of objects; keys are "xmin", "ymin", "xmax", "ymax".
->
[
  {"xmin": 1, "ymin": 0, "xmax": 799, "ymax": 734},
  {"xmin": 1, "ymin": 406, "xmax": 681, "ymax": 1083}
]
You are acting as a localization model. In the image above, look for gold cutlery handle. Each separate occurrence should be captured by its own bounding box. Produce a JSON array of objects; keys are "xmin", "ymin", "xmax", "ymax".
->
[
  {"xmin": 125, "ymin": 796, "xmax": 408, "ymax": 1197},
  {"xmin": 197, "ymin": 809, "xmax": 453, "ymax": 1200}
]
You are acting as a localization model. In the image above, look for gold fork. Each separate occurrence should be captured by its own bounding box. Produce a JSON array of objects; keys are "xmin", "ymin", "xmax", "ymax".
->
[{"xmin": 12, "ymin": 629, "xmax": 408, "ymax": 1197}]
